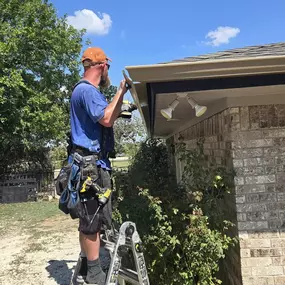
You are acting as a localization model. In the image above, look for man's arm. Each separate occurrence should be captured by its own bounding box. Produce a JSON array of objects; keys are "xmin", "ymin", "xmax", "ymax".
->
[{"xmin": 99, "ymin": 79, "xmax": 127, "ymax": 127}]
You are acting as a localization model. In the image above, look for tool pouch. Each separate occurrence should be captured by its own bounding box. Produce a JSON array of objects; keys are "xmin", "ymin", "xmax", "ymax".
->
[
  {"xmin": 79, "ymin": 198, "xmax": 102, "ymax": 235},
  {"xmin": 58, "ymin": 187, "xmax": 70, "ymax": 214},
  {"xmin": 55, "ymin": 163, "xmax": 72, "ymax": 196},
  {"xmin": 98, "ymin": 168, "xmax": 113, "ymax": 229},
  {"xmin": 69, "ymin": 199, "xmax": 85, "ymax": 220},
  {"xmin": 80, "ymin": 155, "xmax": 99, "ymax": 183},
  {"xmin": 68, "ymin": 154, "xmax": 100, "ymax": 221},
  {"xmin": 59, "ymin": 189, "xmax": 85, "ymax": 220},
  {"xmin": 58, "ymin": 159, "xmax": 82, "ymax": 219}
]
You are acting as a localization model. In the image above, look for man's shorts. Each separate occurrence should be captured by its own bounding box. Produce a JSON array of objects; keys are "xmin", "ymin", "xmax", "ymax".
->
[{"xmin": 78, "ymin": 167, "xmax": 113, "ymax": 236}]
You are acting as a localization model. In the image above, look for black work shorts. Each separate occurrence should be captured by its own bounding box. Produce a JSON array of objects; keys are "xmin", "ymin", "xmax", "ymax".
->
[{"xmin": 78, "ymin": 167, "xmax": 113, "ymax": 236}]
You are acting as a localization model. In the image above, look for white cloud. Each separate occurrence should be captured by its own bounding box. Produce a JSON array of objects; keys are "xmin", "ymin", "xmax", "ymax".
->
[
  {"xmin": 205, "ymin": 26, "xmax": 240, "ymax": 47},
  {"xmin": 67, "ymin": 9, "xmax": 112, "ymax": 35}
]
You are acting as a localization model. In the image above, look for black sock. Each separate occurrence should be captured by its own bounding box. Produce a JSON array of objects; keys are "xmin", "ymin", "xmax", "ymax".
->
[
  {"xmin": 87, "ymin": 258, "xmax": 102, "ymax": 274},
  {"xmin": 86, "ymin": 258, "xmax": 106, "ymax": 284}
]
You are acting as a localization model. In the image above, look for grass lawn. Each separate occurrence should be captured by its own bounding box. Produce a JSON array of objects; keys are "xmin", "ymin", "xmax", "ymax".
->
[
  {"xmin": 0, "ymin": 200, "xmax": 62, "ymax": 236},
  {"xmin": 110, "ymin": 159, "xmax": 130, "ymax": 169}
]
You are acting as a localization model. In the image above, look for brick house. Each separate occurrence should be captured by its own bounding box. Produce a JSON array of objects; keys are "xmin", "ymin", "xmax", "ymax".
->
[{"xmin": 125, "ymin": 42, "xmax": 285, "ymax": 284}]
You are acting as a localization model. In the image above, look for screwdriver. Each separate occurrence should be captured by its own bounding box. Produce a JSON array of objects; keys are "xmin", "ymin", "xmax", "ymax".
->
[{"xmin": 89, "ymin": 188, "xmax": 112, "ymax": 228}]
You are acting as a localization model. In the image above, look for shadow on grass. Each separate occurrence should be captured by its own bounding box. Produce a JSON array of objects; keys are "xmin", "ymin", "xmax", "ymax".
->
[{"xmin": 46, "ymin": 259, "xmax": 77, "ymax": 285}]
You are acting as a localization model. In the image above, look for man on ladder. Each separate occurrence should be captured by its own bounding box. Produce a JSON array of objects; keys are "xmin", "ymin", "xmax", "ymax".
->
[{"xmin": 61, "ymin": 46, "xmax": 130, "ymax": 285}]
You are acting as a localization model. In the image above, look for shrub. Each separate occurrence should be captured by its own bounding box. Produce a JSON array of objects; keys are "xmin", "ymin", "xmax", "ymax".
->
[{"xmin": 112, "ymin": 138, "xmax": 237, "ymax": 285}]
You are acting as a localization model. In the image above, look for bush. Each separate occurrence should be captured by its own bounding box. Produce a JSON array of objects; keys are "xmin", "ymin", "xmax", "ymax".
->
[{"xmin": 113, "ymin": 138, "xmax": 237, "ymax": 285}]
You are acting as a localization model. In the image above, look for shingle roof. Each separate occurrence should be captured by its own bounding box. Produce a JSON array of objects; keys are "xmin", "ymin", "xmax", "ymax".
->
[{"xmin": 161, "ymin": 42, "xmax": 285, "ymax": 64}]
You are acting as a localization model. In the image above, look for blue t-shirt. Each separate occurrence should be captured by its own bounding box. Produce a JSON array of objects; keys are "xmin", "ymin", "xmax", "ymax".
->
[{"xmin": 70, "ymin": 80, "xmax": 114, "ymax": 170}]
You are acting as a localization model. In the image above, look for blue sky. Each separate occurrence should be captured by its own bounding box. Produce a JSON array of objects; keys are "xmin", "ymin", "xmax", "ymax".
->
[{"xmin": 50, "ymin": 0, "xmax": 285, "ymax": 90}]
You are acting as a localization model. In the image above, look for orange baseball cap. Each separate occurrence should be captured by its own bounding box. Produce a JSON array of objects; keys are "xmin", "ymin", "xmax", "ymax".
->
[{"xmin": 81, "ymin": 47, "xmax": 112, "ymax": 66}]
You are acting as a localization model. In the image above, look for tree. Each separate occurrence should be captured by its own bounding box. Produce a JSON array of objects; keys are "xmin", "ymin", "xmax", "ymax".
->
[
  {"xmin": 114, "ymin": 116, "xmax": 146, "ymax": 157},
  {"xmin": 100, "ymin": 84, "xmax": 118, "ymax": 103},
  {"xmin": 100, "ymin": 84, "xmax": 146, "ymax": 156},
  {"xmin": 0, "ymin": 0, "xmax": 86, "ymax": 172}
]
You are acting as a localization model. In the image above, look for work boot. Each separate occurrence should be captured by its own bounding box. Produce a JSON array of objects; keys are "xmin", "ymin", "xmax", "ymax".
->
[
  {"xmin": 85, "ymin": 259, "xmax": 106, "ymax": 285},
  {"xmin": 76, "ymin": 256, "xmax": 87, "ymax": 283}
]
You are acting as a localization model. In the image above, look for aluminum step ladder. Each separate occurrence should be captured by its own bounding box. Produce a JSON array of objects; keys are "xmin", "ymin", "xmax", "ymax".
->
[{"xmin": 71, "ymin": 221, "xmax": 150, "ymax": 285}]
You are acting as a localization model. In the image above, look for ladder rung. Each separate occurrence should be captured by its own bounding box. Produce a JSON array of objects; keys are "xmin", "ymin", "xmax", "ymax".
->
[
  {"xmin": 101, "ymin": 239, "xmax": 133, "ymax": 252},
  {"xmin": 119, "ymin": 268, "xmax": 140, "ymax": 285}
]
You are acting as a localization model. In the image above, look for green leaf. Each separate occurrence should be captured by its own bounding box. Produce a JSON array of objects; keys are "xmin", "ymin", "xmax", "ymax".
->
[
  {"xmin": 0, "ymin": 0, "xmax": 86, "ymax": 171},
  {"xmin": 112, "ymin": 138, "xmax": 236, "ymax": 285},
  {"xmin": 173, "ymin": 208, "xmax": 179, "ymax": 214}
]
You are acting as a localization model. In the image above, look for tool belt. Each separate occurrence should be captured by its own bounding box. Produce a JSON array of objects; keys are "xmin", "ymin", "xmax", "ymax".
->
[
  {"xmin": 56, "ymin": 150, "xmax": 104, "ymax": 220},
  {"xmin": 72, "ymin": 144, "xmax": 99, "ymax": 157},
  {"xmin": 72, "ymin": 144, "xmax": 113, "ymax": 159}
]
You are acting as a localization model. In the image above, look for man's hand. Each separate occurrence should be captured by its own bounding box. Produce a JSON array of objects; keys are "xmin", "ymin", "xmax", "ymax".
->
[
  {"xmin": 99, "ymin": 79, "xmax": 128, "ymax": 127},
  {"xmin": 118, "ymin": 79, "xmax": 128, "ymax": 96}
]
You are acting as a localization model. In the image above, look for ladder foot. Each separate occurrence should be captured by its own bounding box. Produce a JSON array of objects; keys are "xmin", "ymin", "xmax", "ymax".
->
[{"xmin": 71, "ymin": 222, "xmax": 150, "ymax": 285}]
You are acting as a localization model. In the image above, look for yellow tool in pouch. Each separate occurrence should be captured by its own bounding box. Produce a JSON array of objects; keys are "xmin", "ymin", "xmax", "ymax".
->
[
  {"xmin": 97, "ymin": 188, "xmax": 112, "ymax": 205},
  {"xmin": 80, "ymin": 176, "xmax": 92, "ymax": 193}
]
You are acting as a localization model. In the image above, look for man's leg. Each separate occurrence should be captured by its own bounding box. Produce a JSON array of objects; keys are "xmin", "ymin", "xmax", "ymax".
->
[
  {"xmin": 78, "ymin": 198, "xmax": 106, "ymax": 285},
  {"xmin": 80, "ymin": 231, "xmax": 100, "ymax": 260},
  {"xmin": 79, "ymin": 231, "xmax": 105, "ymax": 285},
  {"xmin": 76, "ymin": 234, "xmax": 88, "ymax": 283},
  {"xmin": 77, "ymin": 167, "xmax": 112, "ymax": 284},
  {"xmin": 76, "ymin": 221, "xmax": 102, "ymax": 283}
]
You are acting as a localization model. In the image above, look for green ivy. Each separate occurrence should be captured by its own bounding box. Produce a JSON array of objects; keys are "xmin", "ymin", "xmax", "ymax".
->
[{"xmin": 113, "ymin": 138, "xmax": 238, "ymax": 284}]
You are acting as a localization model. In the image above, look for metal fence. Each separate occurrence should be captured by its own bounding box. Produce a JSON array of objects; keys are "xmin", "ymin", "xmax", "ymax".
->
[{"xmin": 0, "ymin": 169, "xmax": 55, "ymax": 203}]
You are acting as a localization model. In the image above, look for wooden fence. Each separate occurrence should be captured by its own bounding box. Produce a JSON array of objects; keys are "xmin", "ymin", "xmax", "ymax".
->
[
  {"xmin": 0, "ymin": 170, "xmax": 55, "ymax": 203},
  {"xmin": 0, "ymin": 158, "xmax": 131, "ymax": 204}
]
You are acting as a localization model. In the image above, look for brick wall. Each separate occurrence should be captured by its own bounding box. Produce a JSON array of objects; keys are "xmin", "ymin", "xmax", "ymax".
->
[{"xmin": 172, "ymin": 104, "xmax": 285, "ymax": 285}]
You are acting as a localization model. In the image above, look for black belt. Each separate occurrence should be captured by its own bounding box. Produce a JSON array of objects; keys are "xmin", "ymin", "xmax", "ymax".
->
[
  {"xmin": 71, "ymin": 145, "xmax": 97, "ymax": 156},
  {"xmin": 71, "ymin": 145, "xmax": 110, "ymax": 159}
]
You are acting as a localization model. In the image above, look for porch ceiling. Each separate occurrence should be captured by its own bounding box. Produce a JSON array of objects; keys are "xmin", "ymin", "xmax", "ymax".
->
[
  {"xmin": 129, "ymin": 72, "xmax": 285, "ymax": 138},
  {"xmin": 154, "ymin": 85, "xmax": 285, "ymax": 138}
]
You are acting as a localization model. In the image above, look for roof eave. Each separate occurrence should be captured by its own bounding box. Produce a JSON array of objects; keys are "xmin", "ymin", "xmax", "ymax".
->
[{"xmin": 125, "ymin": 55, "xmax": 285, "ymax": 83}]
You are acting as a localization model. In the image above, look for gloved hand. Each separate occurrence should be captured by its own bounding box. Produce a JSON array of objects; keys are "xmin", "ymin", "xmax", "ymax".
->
[{"xmin": 119, "ymin": 100, "xmax": 137, "ymax": 119}]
